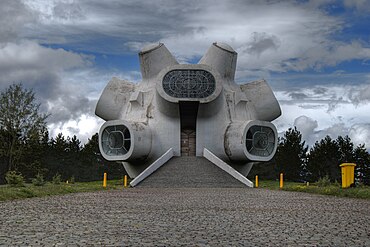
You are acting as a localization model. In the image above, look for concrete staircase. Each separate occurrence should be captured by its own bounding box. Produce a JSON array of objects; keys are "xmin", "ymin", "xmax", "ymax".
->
[{"xmin": 138, "ymin": 156, "xmax": 246, "ymax": 188}]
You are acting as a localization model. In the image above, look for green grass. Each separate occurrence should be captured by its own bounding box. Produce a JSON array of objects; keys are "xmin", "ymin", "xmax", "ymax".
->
[
  {"xmin": 255, "ymin": 180, "xmax": 370, "ymax": 199},
  {"xmin": 2, "ymin": 178, "xmax": 369, "ymax": 201},
  {"xmin": 0, "ymin": 179, "xmax": 128, "ymax": 202}
]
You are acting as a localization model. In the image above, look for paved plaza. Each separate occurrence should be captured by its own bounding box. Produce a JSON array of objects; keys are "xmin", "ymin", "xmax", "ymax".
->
[{"xmin": 0, "ymin": 188, "xmax": 369, "ymax": 246}]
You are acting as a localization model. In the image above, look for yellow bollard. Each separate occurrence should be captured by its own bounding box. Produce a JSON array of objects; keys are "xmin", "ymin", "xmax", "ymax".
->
[
  {"xmin": 280, "ymin": 173, "xmax": 283, "ymax": 188},
  {"xmin": 124, "ymin": 175, "xmax": 128, "ymax": 188},
  {"xmin": 255, "ymin": 175, "xmax": 259, "ymax": 188},
  {"xmin": 103, "ymin": 173, "xmax": 107, "ymax": 188}
]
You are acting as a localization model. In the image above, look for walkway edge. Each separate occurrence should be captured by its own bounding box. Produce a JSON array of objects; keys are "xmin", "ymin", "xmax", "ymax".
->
[
  {"xmin": 203, "ymin": 148, "xmax": 253, "ymax": 187},
  {"xmin": 130, "ymin": 148, "xmax": 174, "ymax": 187}
]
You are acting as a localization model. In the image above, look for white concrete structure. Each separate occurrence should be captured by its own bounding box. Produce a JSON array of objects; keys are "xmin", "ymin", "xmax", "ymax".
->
[{"xmin": 95, "ymin": 42, "xmax": 281, "ymax": 186}]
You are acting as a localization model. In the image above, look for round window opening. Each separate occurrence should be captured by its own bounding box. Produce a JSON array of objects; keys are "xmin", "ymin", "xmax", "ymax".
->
[
  {"xmin": 101, "ymin": 125, "xmax": 131, "ymax": 156},
  {"xmin": 246, "ymin": 126, "xmax": 275, "ymax": 157}
]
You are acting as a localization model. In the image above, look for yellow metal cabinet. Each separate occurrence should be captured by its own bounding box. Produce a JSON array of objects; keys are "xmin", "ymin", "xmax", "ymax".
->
[{"xmin": 340, "ymin": 163, "xmax": 356, "ymax": 188}]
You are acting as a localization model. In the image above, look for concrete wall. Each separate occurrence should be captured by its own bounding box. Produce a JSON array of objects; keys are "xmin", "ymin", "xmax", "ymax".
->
[{"xmin": 95, "ymin": 42, "xmax": 281, "ymax": 178}]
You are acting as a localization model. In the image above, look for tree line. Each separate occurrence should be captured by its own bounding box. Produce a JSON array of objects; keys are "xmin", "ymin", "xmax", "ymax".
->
[
  {"xmin": 0, "ymin": 83, "xmax": 369, "ymax": 185},
  {"xmin": 250, "ymin": 127, "xmax": 370, "ymax": 185},
  {"xmin": 0, "ymin": 84, "xmax": 123, "ymax": 184}
]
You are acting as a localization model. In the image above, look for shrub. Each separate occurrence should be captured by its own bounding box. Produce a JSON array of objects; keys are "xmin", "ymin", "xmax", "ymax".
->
[
  {"xmin": 5, "ymin": 171, "xmax": 24, "ymax": 187},
  {"xmin": 333, "ymin": 180, "xmax": 341, "ymax": 187},
  {"xmin": 52, "ymin": 173, "xmax": 61, "ymax": 184},
  {"xmin": 70, "ymin": 175, "xmax": 75, "ymax": 184},
  {"xmin": 32, "ymin": 173, "xmax": 46, "ymax": 186},
  {"xmin": 316, "ymin": 175, "xmax": 331, "ymax": 187}
]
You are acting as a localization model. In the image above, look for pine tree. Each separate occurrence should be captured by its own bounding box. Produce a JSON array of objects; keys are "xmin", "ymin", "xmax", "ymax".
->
[
  {"xmin": 307, "ymin": 136, "xmax": 339, "ymax": 182},
  {"xmin": 275, "ymin": 127, "xmax": 308, "ymax": 181},
  {"xmin": 354, "ymin": 144, "xmax": 370, "ymax": 185}
]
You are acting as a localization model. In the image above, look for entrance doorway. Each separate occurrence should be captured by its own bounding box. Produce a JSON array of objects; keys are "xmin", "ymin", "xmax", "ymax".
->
[{"xmin": 179, "ymin": 101, "xmax": 199, "ymax": 156}]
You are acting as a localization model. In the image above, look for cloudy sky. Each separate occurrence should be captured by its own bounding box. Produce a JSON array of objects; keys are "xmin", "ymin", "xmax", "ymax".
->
[{"xmin": 1, "ymin": 0, "xmax": 370, "ymax": 149}]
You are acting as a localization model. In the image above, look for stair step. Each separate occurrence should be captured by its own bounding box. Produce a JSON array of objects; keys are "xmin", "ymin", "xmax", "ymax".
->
[{"xmin": 138, "ymin": 156, "xmax": 246, "ymax": 188}]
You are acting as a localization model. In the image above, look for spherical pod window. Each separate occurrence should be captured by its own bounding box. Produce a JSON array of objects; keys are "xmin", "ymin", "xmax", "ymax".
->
[
  {"xmin": 245, "ymin": 125, "xmax": 275, "ymax": 157},
  {"xmin": 101, "ymin": 125, "xmax": 131, "ymax": 156}
]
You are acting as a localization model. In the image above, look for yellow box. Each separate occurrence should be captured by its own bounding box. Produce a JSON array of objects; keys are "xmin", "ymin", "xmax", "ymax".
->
[{"xmin": 340, "ymin": 163, "xmax": 356, "ymax": 188}]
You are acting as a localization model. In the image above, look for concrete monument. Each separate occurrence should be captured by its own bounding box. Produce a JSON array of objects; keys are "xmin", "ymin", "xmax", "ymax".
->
[{"xmin": 95, "ymin": 42, "xmax": 281, "ymax": 187}]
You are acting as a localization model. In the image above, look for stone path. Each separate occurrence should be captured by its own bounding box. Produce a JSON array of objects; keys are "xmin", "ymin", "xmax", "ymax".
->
[{"xmin": 0, "ymin": 188, "xmax": 369, "ymax": 246}]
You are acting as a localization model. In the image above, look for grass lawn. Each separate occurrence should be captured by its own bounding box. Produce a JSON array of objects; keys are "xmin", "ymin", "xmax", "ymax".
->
[
  {"xmin": 255, "ymin": 179, "xmax": 370, "ymax": 200},
  {"xmin": 0, "ymin": 179, "xmax": 127, "ymax": 202},
  {"xmin": 2, "ymin": 178, "xmax": 369, "ymax": 202}
]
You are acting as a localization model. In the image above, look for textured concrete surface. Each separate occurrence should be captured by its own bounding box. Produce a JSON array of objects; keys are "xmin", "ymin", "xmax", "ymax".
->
[
  {"xmin": 1, "ymin": 188, "xmax": 369, "ymax": 246},
  {"xmin": 96, "ymin": 42, "xmax": 281, "ymax": 179},
  {"xmin": 138, "ymin": 156, "xmax": 246, "ymax": 188}
]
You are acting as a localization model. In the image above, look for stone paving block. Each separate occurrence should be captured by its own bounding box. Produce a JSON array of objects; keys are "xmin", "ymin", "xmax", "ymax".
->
[{"xmin": 0, "ymin": 188, "xmax": 369, "ymax": 246}]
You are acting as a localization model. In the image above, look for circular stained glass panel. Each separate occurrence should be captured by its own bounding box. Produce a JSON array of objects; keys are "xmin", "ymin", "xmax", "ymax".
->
[{"xmin": 162, "ymin": 70, "xmax": 216, "ymax": 98}]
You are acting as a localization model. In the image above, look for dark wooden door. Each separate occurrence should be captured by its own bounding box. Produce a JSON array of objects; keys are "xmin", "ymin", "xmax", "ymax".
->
[{"xmin": 181, "ymin": 129, "xmax": 196, "ymax": 156}]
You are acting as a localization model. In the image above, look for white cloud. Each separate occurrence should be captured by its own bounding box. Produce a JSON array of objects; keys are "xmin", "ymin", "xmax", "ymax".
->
[
  {"xmin": 48, "ymin": 114, "xmax": 104, "ymax": 144},
  {"xmin": 0, "ymin": 40, "xmax": 93, "ymax": 102},
  {"xmin": 288, "ymin": 115, "xmax": 370, "ymax": 150},
  {"xmin": 18, "ymin": 0, "xmax": 370, "ymax": 73},
  {"xmin": 0, "ymin": 0, "xmax": 36, "ymax": 43},
  {"xmin": 0, "ymin": 39, "xmax": 98, "ymax": 142},
  {"xmin": 349, "ymin": 124, "xmax": 370, "ymax": 148},
  {"xmin": 0, "ymin": 0, "xmax": 368, "ymax": 146},
  {"xmin": 294, "ymin": 115, "xmax": 318, "ymax": 143},
  {"xmin": 274, "ymin": 83, "xmax": 370, "ymax": 150},
  {"xmin": 344, "ymin": 0, "xmax": 370, "ymax": 13},
  {"xmin": 349, "ymin": 84, "xmax": 370, "ymax": 104},
  {"xmin": 0, "ymin": 41, "xmax": 91, "ymax": 71}
]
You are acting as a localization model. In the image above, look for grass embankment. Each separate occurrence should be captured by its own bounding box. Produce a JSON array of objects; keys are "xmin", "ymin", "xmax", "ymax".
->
[
  {"xmin": 0, "ymin": 179, "xmax": 126, "ymax": 202},
  {"xmin": 256, "ymin": 180, "xmax": 370, "ymax": 199}
]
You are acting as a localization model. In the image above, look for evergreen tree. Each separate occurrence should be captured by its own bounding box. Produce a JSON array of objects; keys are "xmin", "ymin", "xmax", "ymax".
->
[
  {"xmin": 354, "ymin": 144, "xmax": 370, "ymax": 185},
  {"xmin": 307, "ymin": 136, "xmax": 338, "ymax": 182},
  {"xmin": 46, "ymin": 133, "xmax": 69, "ymax": 180},
  {"xmin": 337, "ymin": 136, "xmax": 355, "ymax": 164},
  {"xmin": 275, "ymin": 127, "xmax": 308, "ymax": 181},
  {"xmin": 307, "ymin": 136, "xmax": 347, "ymax": 182},
  {"xmin": 17, "ymin": 126, "xmax": 49, "ymax": 180},
  {"xmin": 248, "ymin": 160, "xmax": 278, "ymax": 181},
  {"xmin": 80, "ymin": 133, "xmax": 126, "ymax": 181}
]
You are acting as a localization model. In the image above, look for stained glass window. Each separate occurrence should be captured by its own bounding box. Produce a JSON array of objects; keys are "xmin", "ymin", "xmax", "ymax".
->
[{"xmin": 162, "ymin": 70, "xmax": 216, "ymax": 98}]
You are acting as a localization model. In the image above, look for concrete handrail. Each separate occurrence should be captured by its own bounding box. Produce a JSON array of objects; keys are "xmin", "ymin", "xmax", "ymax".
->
[
  {"xmin": 203, "ymin": 148, "xmax": 253, "ymax": 187},
  {"xmin": 130, "ymin": 148, "xmax": 174, "ymax": 187}
]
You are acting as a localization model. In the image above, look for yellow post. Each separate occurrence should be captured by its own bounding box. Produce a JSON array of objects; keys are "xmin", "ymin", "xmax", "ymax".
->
[
  {"xmin": 255, "ymin": 175, "xmax": 259, "ymax": 188},
  {"xmin": 124, "ymin": 175, "xmax": 128, "ymax": 188},
  {"xmin": 103, "ymin": 172, "xmax": 107, "ymax": 188},
  {"xmin": 340, "ymin": 163, "xmax": 356, "ymax": 188},
  {"xmin": 280, "ymin": 173, "xmax": 283, "ymax": 188}
]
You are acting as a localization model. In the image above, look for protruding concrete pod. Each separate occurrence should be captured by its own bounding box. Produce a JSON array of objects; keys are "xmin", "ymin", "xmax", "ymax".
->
[
  {"xmin": 240, "ymin": 79, "xmax": 281, "ymax": 121},
  {"xmin": 224, "ymin": 120, "xmax": 277, "ymax": 162},
  {"xmin": 99, "ymin": 120, "xmax": 151, "ymax": 162},
  {"xmin": 139, "ymin": 43, "xmax": 179, "ymax": 80},
  {"xmin": 199, "ymin": 42, "xmax": 237, "ymax": 80},
  {"xmin": 95, "ymin": 78, "xmax": 135, "ymax": 121}
]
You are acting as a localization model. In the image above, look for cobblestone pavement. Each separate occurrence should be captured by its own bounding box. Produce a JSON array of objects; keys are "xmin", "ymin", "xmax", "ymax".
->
[{"xmin": 0, "ymin": 188, "xmax": 369, "ymax": 246}]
